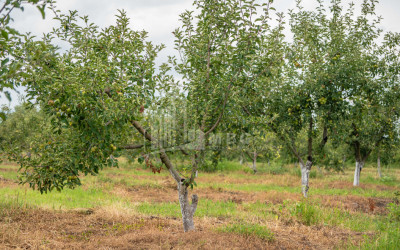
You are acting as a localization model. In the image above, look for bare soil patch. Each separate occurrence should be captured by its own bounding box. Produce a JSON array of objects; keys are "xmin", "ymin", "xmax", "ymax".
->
[
  {"xmin": 321, "ymin": 180, "xmax": 398, "ymax": 191},
  {"xmin": 320, "ymin": 195, "xmax": 392, "ymax": 215}
]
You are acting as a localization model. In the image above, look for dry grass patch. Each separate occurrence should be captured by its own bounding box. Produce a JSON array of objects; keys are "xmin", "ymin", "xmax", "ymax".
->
[{"xmin": 0, "ymin": 206, "xmax": 364, "ymax": 250}]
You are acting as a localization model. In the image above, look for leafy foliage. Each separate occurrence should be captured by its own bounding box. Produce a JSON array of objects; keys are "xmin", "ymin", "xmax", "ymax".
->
[
  {"xmin": 11, "ymin": 10, "xmax": 165, "ymax": 193},
  {"xmin": 0, "ymin": 0, "xmax": 50, "ymax": 104}
]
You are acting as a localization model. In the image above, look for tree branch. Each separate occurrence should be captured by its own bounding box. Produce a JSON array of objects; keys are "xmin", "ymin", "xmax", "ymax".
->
[
  {"xmin": 0, "ymin": 5, "xmax": 15, "ymax": 27},
  {"xmin": 119, "ymin": 144, "xmax": 144, "ymax": 150},
  {"xmin": 130, "ymin": 120, "xmax": 181, "ymax": 183},
  {"xmin": 204, "ymin": 84, "xmax": 232, "ymax": 136},
  {"xmin": 319, "ymin": 125, "xmax": 328, "ymax": 148}
]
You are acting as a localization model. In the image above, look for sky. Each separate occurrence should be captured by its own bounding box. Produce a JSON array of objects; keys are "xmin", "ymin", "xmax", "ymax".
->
[{"xmin": 1, "ymin": 0, "xmax": 400, "ymax": 108}]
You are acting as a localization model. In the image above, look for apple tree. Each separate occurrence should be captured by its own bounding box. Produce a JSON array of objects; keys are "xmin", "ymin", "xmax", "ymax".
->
[
  {"xmin": 13, "ymin": 0, "xmax": 280, "ymax": 232},
  {"xmin": 243, "ymin": 0, "xmax": 392, "ymax": 197},
  {"xmin": 341, "ymin": 28, "xmax": 400, "ymax": 186}
]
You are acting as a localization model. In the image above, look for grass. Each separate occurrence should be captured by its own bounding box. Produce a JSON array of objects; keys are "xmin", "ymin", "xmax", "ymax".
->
[
  {"xmin": 321, "ymin": 207, "xmax": 380, "ymax": 232},
  {"xmin": 0, "ymin": 160, "xmax": 400, "ymax": 249},
  {"xmin": 0, "ymin": 185, "xmax": 128, "ymax": 210},
  {"xmin": 210, "ymin": 160, "xmax": 246, "ymax": 172},
  {"xmin": 0, "ymin": 170, "xmax": 18, "ymax": 180},
  {"xmin": 200, "ymin": 181, "xmax": 395, "ymax": 198},
  {"xmin": 136, "ymin": 199, "xmax": 238, "ymax": 218},
  {"xmin": 289, "ymin": 200, "xmax": 321, "ymax": 226},
  {"xmin": 360, "ymin": 224, "xmax": 400, "ymax": 250},
  {"xmin": 219, "ymin": 222, "xmax": 274, "ymax": 241},
  {"xmin": 352, "ymin": 199, "xmax": 400, "ymax": 249}
]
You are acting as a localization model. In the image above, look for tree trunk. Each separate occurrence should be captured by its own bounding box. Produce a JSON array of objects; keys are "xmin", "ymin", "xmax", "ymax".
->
[
  {"xmin": 353, "ymin": 160, "xmax": 364, "ymax": 186},
  {"xmin": 177, "ymin": 182, "xmax": 198, "ymax": 232},
  {"xmin": 377, "ymin": 154, "xmax": 382, "ymax": 178},
  {"xmin": 131, "ymin": 121, "xmax": 199, "ymax": 232},
  {"xmin": 251, "ymin": 152, "xmax": 257, "ymax": 173},
  {"xmin": 300, "ymin": 159, "xmax": 312, "ymax": 197},
  {"xmin": 239, "ymin": 152, "xmax": 244, "ymax": 165}
]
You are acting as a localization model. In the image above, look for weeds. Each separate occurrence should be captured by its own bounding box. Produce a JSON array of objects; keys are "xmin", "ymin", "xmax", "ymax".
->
[
  {"xmin": 275, "ymin": 200, "xmax": 320, "ymax": 226},
  {"xmin": 291, "ymin": 200, "xmax": 320, "ymax": 225}
]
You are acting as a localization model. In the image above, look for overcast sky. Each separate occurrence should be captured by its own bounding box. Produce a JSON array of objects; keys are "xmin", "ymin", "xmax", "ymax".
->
[{"xmin": 2, "ymin": 0, "xmax": 400, "ymax": 108}]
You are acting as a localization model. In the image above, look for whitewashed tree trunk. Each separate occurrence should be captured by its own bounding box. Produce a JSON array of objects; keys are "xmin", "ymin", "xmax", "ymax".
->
[
  {"xmin": 353, "ymin": 161, "xmax": 364, "ymax": 186},
  {"xmin": 177, "ymin": 182, "xmax": 198, "ymax": 232},
  {"xmin": 300, "ymin": 160, "xmax": 312, "ymax": 197},
  {"xmin": 132, "ymin": 120, "xmax": 199, "ymax": 232},
  {"xmin": 377, "ymin": 155, "xmax": 382, "ymax": 178},
  {"xmin": 251, "ymin": 152, "xmax": 257, "ymax": 173}
]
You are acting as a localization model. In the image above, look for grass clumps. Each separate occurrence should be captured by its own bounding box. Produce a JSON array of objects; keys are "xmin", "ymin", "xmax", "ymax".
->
[
  {"xmin": 219, "ymin": 221, "xmax": 274, "ymax": 241},
  {"xmin": 291, "ymin": 200, "xmax": 321, "ymax": 226},
  {"xmin": 354, "ymin": 192, "xmax": 400, "ymax": 249},
  {"xmin": 364, "ymin": 224, "xmax": 400, "ymax": 250},
  {"xmin": 387, "ymin": 191, "xmax": 400, "ymax": 222},
  {"xmin": 272, "ymin": 200, "xmax": 322, "ymax": 226}
]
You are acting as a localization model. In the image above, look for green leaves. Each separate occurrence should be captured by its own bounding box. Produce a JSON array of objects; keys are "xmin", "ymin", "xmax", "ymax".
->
[
  {"xmin": 10, "ymin": 9, "xmax": 166, "ymax": 192},
  {"xmin": 0, "ymin": 0, "xmax": 51, "ymax": 104},
  {"xmin": 3, "ymin": 0, "xmax": 399, "ymax": 193},
  {"xmin": 1, "ymin": 30, "xmax": 9, "ymax": 40},
  {"xmin": 36, "ymin": 5, "xmax": 46, "ymax": 19}
]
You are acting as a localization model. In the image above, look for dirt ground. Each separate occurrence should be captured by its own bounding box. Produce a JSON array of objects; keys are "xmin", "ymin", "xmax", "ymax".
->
[{"xmin": 0, "ymin": 207, "xmax": 363, "ymax": 250}]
